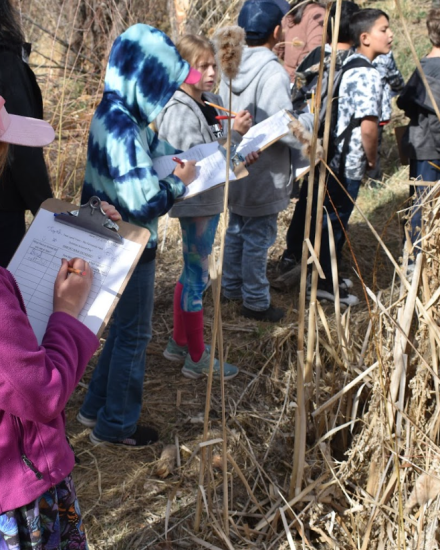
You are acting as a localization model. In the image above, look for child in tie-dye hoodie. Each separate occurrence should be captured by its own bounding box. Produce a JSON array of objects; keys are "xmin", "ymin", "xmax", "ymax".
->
[{"xmin": 77, "ymin": 24, "xmax": 199, "ymax": 447}]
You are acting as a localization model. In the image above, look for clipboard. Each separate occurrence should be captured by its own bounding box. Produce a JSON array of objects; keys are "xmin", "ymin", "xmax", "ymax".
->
[
  {"xmin": 8, "ymin": 197, "xmax": 150, "ymax": 344},
  {"xmin": 236, "ymin": 109, "xmax": 312, "ymax": 180}
]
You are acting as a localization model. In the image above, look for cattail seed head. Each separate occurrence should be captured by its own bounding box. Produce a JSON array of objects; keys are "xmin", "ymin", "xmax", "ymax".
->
[
  {"xmin": 213, "ymin": 26, "xmax": 245, "ymax": 81},
  {"xmin": 289, "ymin": 118, "xmax": 324, "ymax": 160}
]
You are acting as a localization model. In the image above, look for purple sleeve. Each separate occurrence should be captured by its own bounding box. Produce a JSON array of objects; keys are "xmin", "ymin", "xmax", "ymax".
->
[{"xmin": 0, "ymin": 272, "xmax": 98, "ymax": 423}]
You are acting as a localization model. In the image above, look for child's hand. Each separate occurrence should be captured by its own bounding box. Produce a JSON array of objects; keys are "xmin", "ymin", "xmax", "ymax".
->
[
  {"xmin": 233, "ymin": 110, "xmax": 252, "ymax": 136},
  {"xmin": 173, "ymin": 160, "xmax": 197, "ymax": 186},
  {"xmin": 100, "ymin": 201, "xmax": 122, "ymax": 222},
  {"xmin": 53, "ymin": 258, "xmax": 93, "ymax": 319},
  {"xmin": 245, "ymin": 151, "xmax": 260, "ymax": 167}
]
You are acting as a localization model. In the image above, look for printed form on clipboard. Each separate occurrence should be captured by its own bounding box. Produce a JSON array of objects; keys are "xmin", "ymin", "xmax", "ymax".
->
[
  {"xmin": 153, "ymin": 109, "xmax": 309, "ymax": 199},
  {"xmin": 7, "ymin": 198, "xmax": 149, "ymax": 344},
  {"xmin": 153, "ymin": 141, "xmax": 237, "ymax": 200}
]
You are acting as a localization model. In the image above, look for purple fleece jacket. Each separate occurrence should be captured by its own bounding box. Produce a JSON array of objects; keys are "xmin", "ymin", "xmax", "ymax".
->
[{"xmin": 0, "ymin": 267, "xmax": 98, "ymax": 513}]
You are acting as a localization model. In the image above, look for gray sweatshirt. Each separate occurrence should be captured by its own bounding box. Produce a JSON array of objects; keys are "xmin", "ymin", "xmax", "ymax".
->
[
  {"xmin": 219, "ymin": 46, "xmax": 309, "ymax": 217},
  {"xmin": 156, "ymin": 90, "xmax": 241, "ymax": 218}
]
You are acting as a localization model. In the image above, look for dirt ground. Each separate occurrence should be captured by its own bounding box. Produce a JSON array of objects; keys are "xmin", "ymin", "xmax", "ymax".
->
[{"xmin": 63, "ymin": 168, "xmax": 410, "ymax": 549}]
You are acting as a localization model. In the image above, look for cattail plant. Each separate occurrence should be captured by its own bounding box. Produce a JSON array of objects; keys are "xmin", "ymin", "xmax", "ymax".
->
[{"xmin": 194, "ymin": 25, "xmax": 245, "ymax": 537}]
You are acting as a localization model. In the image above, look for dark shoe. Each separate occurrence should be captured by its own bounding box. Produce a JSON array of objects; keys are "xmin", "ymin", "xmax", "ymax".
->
[
  {"xmin": 241, "ymin": 304, "xmax": 285, "ymax": 322},
  {"xmin": 279, "ymin": 255, "xmax": 299, "ymax": 274},
  {"xmin": 89, "ymin": 425, "xmax": 159, "ymax": 447}
]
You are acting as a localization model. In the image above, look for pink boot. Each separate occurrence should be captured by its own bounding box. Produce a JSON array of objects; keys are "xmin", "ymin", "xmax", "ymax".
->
[
  {"xmin": 182, "ymin": 310, "xmax": 205, "ymax": 362},
  {"xmin": 172, "ymin": 281, "xmax": 187, "ymax": 346}
]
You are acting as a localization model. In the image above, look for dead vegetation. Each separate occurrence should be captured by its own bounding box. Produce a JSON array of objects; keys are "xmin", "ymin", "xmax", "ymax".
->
[{"xmin": 17, "ymin": 0, "xmax": 440, "ymax": 547}]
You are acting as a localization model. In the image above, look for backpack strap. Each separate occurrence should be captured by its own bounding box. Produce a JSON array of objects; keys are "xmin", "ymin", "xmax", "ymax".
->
[{"xmin": 330, "ymin": 57, "xmax": 375, "ymax": 173}]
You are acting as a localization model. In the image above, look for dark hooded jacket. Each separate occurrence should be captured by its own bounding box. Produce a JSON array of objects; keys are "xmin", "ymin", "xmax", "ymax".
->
[{"xmin": 397, "ymin": 57, "xmax": 440, "ymax": 160}]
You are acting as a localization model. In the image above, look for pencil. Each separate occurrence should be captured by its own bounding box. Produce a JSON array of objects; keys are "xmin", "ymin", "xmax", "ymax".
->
[
  {"xmin": 215, "ymin": 115, "xmax": 236, "ymax": 120},
  {"xmin": 172, "ymin": 156, "xmax": 185, "ymax": 168},
  {"xmin": 68, "ymin": 267, "xmax": 86, "ymax": 276},
  {"xmin": 204, "ymin": 101, "xmax": 238, "ymax": 116}
]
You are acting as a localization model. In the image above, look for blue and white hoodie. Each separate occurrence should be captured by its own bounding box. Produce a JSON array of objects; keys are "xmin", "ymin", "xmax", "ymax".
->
[{"xmin": 81, "ymin": 24, "xmax": 190, "ymax": 250}]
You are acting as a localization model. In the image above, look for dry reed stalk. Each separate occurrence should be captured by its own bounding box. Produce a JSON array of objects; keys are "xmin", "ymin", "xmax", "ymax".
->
[
  {"xmin": 213, "ymin": 280, "xmax": 229, "ymax": 534},
  {"xmin": 194, "ymin": 26, "xmax": 244, "ymax": 535},
  {"xmin": 290, "ymin": 0, "xmax": 341, "ymax": 499},
  {"xmin": 387, "ymin": 253, "xmax": 422, "ymax": 429}
]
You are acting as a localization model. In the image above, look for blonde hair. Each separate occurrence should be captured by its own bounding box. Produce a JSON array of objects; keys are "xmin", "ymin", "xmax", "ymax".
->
[
  {"xmin": 176, "ymin": 34, "xmax": 215, "ymax": 67},
  {"xmin": 0, "ymin": 142, "xmax": 8, "ymax": 176},
  {"xmin": 427, "ymin": 9, "xmax": 440, "ymax": 47}
]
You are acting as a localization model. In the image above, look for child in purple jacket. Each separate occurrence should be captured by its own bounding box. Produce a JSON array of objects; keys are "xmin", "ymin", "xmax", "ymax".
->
[{"xmin": 0, "ymin": 98, "xmax": 119, "ymax": 549}]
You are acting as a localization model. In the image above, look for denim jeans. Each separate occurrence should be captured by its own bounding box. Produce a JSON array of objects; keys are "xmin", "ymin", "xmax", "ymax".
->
[
  {"xmin": 409, "ymin": 159, "xmax": 440, "ymax": 250},
  {"xmin": 222, "ymin": 211, "xmax": 278, "ymax": 311},
  {"xmin": 80, "ymin": 259, "xmax": 155, "ymax": 441}
]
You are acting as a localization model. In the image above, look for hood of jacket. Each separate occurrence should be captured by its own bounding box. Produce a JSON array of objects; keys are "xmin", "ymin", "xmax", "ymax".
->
[
  {"xmin": 103, "ymin": 24, "xmax": 191, "ymax": 125},
  {"xmin": 229, "ymin": 46, "xmax": 280, "ymax": 95}
]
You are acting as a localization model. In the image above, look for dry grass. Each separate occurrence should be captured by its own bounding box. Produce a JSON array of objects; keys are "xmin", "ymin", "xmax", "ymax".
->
[{"xmin": 18, "ymin": 0, "xmax": 440, "ymax": 547}]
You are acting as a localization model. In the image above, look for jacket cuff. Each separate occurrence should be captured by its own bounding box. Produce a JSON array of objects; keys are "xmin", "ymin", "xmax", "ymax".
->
[
  {"xmin": 48, "ymin": 312, "xmax": 99, "ymax": 354},
  {"xmin": 164, "ymin": 174, "xmax": 186, "ymax": 199},
  {"xmin": 231, "ymin": 129, "xmax": 243, "ymax": 145}
]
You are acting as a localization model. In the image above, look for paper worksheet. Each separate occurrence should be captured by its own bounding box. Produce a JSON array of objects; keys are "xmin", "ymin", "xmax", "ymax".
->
[
  {"xmin": 153, "ymin": 141, "xmax": 236, "ymax": 200},
  {"xmin": 8, "ymin": 208, "xmax": 141, "ymax": 344},
  {"xmin": 236, "ymin": 110, "xmax": 293, "ymax": 157}
]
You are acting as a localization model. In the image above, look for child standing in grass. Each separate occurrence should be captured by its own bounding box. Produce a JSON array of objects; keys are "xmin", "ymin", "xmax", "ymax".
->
[
  {"xmin": 397, "ymin": 9, "xmax": 440, "ymax": 252},
  {"xmin": 219, "ymin": 0, "xmax": 314, "ymax": 322},
  {"xmin": 294, "ymin": 9, "xmax": 393, "ymax": 307},
  {"xmin": 156, "ymin": 34, "xmax": 257, "ymax": 379},
  {"xmin": 0, "ymin": 98, "xmax": 117, "ymax": 549},
  {"xmin": 77, "ymin": 25, "xmax": 199, "ymax": 447}
]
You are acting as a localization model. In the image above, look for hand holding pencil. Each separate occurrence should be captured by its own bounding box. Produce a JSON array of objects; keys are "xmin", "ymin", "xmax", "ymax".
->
[
  {"xmin": 173, "ymin": 158, "xmax": 197, "ymax": 187},
  {"xmin": 53, "ymin": 258, "xmax": 93, "ymax": 319},
  {"xmin": 232, "ymin": 110, "xmax": 252, "ymax": 136}
]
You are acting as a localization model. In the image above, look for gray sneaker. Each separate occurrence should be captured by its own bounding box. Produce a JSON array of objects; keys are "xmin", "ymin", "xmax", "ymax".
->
[
  {"xmin": 163, "ymin": 337, "xmax": 188, "ymax": 362},
  {"xmin": 181, "ymin": 349, "xmax": 239, "ymax": 380}
]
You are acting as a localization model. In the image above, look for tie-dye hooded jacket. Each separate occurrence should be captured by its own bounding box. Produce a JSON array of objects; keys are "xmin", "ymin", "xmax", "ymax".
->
[{"xmin": 81, "ymin": 24, "xmax": 191, "ymax": 249}]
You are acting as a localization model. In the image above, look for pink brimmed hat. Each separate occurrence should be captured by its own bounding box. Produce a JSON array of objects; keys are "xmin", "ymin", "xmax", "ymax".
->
[
  {"xmin": 0, "ymin": 96, "xmax": 55, "ymax": 147},
  {"xmin": 184, "ymin": 67, "xmax": 202, "ymax": 85}
]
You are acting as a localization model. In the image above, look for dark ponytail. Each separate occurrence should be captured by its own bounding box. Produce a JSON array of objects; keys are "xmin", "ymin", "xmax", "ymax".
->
[{"xmin": 0, "ymin": 0, "xmax": 25, "ymax": 45}]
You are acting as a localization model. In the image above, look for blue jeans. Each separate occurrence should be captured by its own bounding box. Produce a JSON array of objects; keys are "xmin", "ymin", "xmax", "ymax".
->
[
  {"xmin": 80, "ymin": 260, "xmax": 155, "ymax": 441},
  {"xmin": 179, "ymin": 215, "xmax": 220, "ymax": 312},
  {"xmin": 409, "ymin": 159, "xmax": 440, "ymax": 249},
  {"xmin": 222, "ymin": 212, "xmax": 278, "ymax": 311}
]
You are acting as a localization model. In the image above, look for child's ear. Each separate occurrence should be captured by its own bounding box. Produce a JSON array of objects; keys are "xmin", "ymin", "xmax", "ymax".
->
[
  {"xmin": 274, "ymin": 24, "xmax": 283, "ymax": 42},
  {"xmin": 360, "ymin": 31, "xmax": 371, "ymax": 47}
]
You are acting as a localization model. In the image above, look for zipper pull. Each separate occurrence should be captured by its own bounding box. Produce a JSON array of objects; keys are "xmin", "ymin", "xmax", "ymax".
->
[{"xmin": 22, "ymin": 455, "xmax": 43, "ymax": 480}]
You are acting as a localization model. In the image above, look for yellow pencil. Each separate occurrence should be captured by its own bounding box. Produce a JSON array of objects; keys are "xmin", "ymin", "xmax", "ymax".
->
[
  {"xmin": 204, "ymin": 101, "xmax": 238, "ymax": 116},
  {"xmin": 68, "ymin": 267, "xmax": 86, "ymax": 276}
]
